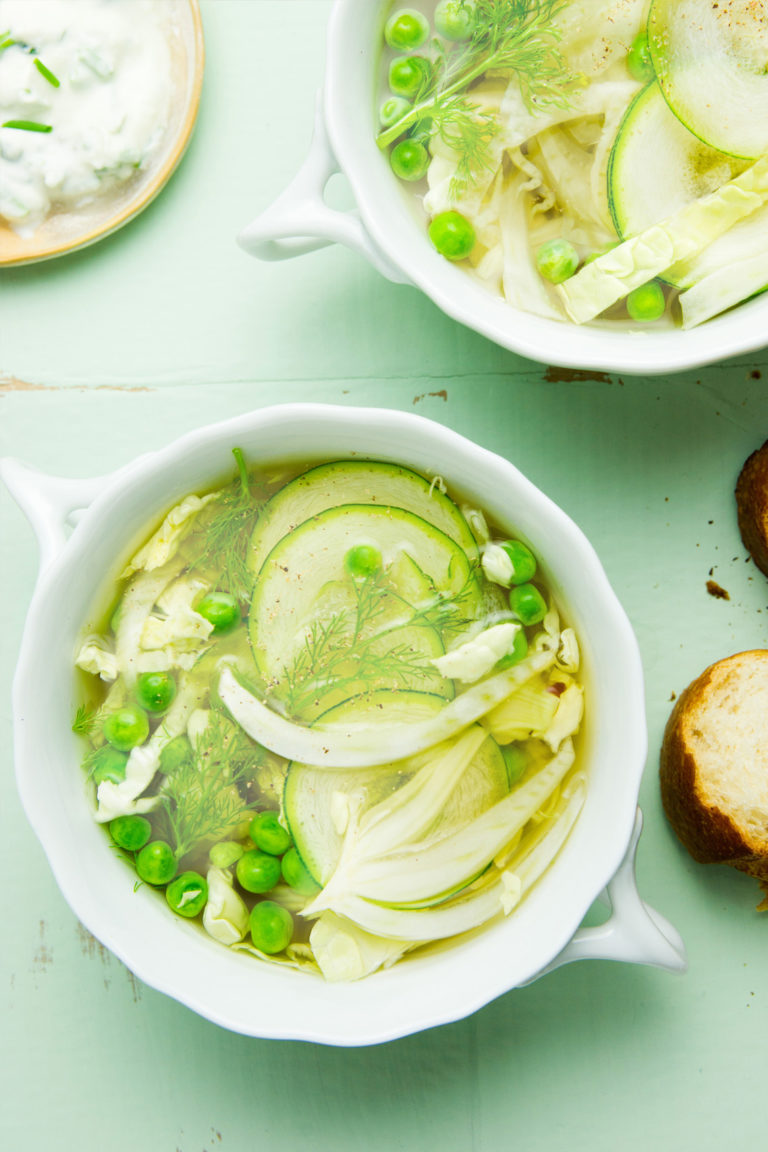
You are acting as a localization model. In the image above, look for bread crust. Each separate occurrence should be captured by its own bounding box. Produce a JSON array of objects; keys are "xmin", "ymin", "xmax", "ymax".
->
[
  {"xmin": 660, "ymin": 651, "xmax": 768, "ymax": 898},
  {"xmin": 735, "ymin": 440, "xmax": 768, "ymax": 578}
]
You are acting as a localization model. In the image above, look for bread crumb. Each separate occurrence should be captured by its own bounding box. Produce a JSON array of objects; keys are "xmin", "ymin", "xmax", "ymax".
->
[{"xmin": 706, "ymin": 580, "xmax": 730, "ymax": 600}]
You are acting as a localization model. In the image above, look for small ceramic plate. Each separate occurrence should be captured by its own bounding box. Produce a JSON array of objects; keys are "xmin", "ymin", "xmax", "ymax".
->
[{"xmin": 0, "ymin": 0, "xmax": 204, "ymax": 267}]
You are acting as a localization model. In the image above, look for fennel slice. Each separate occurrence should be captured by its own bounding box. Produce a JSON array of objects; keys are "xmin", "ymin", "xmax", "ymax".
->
[
  {"xmin": 302, "ymin": 767, "xmax": 585, "ymax": 944},
  {"xmin": 329, "ymin": 739, "xmax": 577, "ymax": 908},
  {"xmin": 218, "ymin": 645, "xmax": 556, "ymax": 768}
]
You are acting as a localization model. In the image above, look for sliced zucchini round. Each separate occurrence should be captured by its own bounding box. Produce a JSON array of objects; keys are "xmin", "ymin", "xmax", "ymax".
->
[
  {"xmin": 248, "ymin": 460, "xmax": 478, "ymax": 575},
  {"xmin": 249, "ymin": 503, "xmax": 481, "ymax": 704},
  {"xmin": 648, "ymin": 0, "xmax": 768, "ymax": 159},
  {"xmin": 283, "ymin": 692, "xmax": 508, "ymax": 885},
  {"xmin": 608, "ymin": 81, "xmax": 748, "ymax": 288}
]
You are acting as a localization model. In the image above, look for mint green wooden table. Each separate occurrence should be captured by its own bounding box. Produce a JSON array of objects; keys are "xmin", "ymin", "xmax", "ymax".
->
[{"xmin": 2, "ymin": 3, "xmax": 767, "ymax": 1148}]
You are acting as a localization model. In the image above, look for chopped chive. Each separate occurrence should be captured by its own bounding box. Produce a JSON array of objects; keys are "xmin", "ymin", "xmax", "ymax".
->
[
  {"xmin": 34, "ymin": 57, "xmax": 60, "ymax": 87},
  {"xmin": 0, "ymin": 35, "xmax": 16, "ymax": 52},
  {"xmin": 2, "ymin": 119, "xmax": 53, "ymax": 133}
]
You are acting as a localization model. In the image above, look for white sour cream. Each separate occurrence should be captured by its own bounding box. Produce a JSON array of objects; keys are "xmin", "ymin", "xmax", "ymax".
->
[{"xmin": 0, "ymin": 0, "xmax": 172, "ymax": 234}]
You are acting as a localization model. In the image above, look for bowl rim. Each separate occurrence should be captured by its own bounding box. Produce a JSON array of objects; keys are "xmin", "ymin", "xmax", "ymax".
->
[
  {"xmin": 10, "ymin": 403, "xmax": 647, "ymax": 1044},
  {"xmin": 322, "ymin": 0, "xmax": 768, "ymax": 375}
]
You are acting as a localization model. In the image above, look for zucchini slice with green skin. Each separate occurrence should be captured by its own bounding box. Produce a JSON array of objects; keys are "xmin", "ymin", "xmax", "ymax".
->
[
  {"xmin": 608, "ymin": 81, "xmax": 748, "ymax": 288},
  {"xmin": 284, "ymin": 692, "xmax": 508, "ymax": 886},
  {"xmin": 248, "ymin": 460, "xmax": 479, "ymax": 575},
  {"xmin": 248, "ymin": 503, "xmax": 481, "ymax": 704},
  {"xmin": 648, "ymin": 0, "xmax": 768, "ymax": 159}
]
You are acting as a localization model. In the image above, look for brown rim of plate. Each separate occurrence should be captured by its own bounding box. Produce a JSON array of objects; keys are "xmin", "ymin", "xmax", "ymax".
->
[{"xmin": 0, "ymin": 0, "xmax": 205, "ymax": 267}]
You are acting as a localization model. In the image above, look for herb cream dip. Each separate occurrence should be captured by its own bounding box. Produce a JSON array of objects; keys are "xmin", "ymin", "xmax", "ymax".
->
[{"xmin": 0, "ymin": 0, "xmax": 173, "ymax": 235}]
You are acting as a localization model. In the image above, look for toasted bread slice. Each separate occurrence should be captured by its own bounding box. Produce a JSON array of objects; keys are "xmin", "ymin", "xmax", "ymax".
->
[
  {"xmin": 660, "ymin": 650, "xmax": 768, "ymax": 905},
  {"xmin": 736, "ymin": 440, "xmax": 768, "ymax": 577}
]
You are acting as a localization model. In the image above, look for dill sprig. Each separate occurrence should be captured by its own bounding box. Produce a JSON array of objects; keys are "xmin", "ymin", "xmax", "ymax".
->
[
  {"xmin": 408, "ymin": 563, "xmax": 483, "ymax": 638},
  {"xmin": 72, "ymin": 704, "xmax": 98, "ymax": 736},
  {"xmin": 156, "ymin": 709, "xmax": 263, "ymax": 860},
  {"xmin": 187, "ymin": 447, "xmax": 265, "ymax": 604},
  {"xmin": 376, "ymin": 0, "xmax": 573, "ymax": 194},
  {"xmin": 282, "ymin": 567, "xmax": 480, "ymax": 715}
]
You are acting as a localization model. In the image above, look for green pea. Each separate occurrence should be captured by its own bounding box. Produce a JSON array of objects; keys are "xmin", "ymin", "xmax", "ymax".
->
[
  {"xmin": 90, "ymin": 745, "xmax": 128, "ymax": 786},
  {"xmin": 500, "ymin": 539, "xmax": 537, "ymax": 585},
  {"xmin": 166, "ymin": 871, "xmax": 208, "ymax": 918},
  {"xmin": 102, "ymin": 704, "xmax": 149, "ymax": 751},
  {"xmin": 136, "ymin": 840, "xmax": 177, "ymax": 886},
  {"xmin": 428, "ymin": 210, "xmax": 476, "ymax": 260},
  {"xmin": 536, "ymin": 238, "xmax": 580, "ymax": 284},
  {"xmin": 236, "ymin": 849, "xmax": 282, "ymax": 894},
  {"xmin": 388, "ymin": 54, "xmax": 430, "ymax": 99},
  {"xmin": 281, "ymin": 847, "xmax": 321, "ymax": 895},
  {"xmin": 390, "ymin": 138, "xmax": 429, "ymax": 181},
  {"xmin": 344, "ymin": 543, "xmax": 382, "ymax": 579},
  {"xmin": 109, "ymin": 814, "xmax": 152, "ymax": 852},
  {"xmin": 196, "ymin": 591, "xmax": 240, "ymax": 634},
  {"xmin": 435, "ymin": 0, "xmax": 476, "ymax": 41},
  {"xmin": 509, "ymin": 583, "xmax": 548, "ymax": 626},
  {"xmin": 384, "ymin": 9, "xmax": 430, "ymax": 51},
  {"xmin": 627, "ymin": 32, "xmax": 654, "ymax": 83},
  {"xmin": 626, "ymin": 280, "xmax": 666, "ymax": 322},
  {"xmin": 379, "ymin": 94, "xmax": 411, "ymax": 128},
  {"xmin": 158, "ymin": 735, "xmax": 193, "ymax": 776},
  {"xmin": 250, "ymin": 811, "xmax": 292, "ymax": 856},
  {"xmin": 135, "ymin": 671, "xmax": 176, "ymax": 714},
  {"xmin": 209, "ymin": 840, "xmax": 244, "ymax": 869},
  {"xmin": 249, "ymin": 900, "xmax": 294, "ymax": 955},
  {"xmin": 495, "ymin": 627, "xmax": 529, "ymax": 670},
  {"xmin": 502, "ymin": 745, "xmax": 527, "ymax": 787}
]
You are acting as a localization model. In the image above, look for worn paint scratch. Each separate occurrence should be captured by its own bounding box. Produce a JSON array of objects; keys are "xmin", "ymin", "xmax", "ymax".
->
[
  {"xmin": 0, "ymin": 373, "xmax": 152, "ymax": 395},
  {"xmin": 126, "ymin": 968, "xmax": 143, "ymax": 1002},
  {"xmin": 33, "ymin": 919, "xmax": 52, "ymax": 973},
  {"xmin": 413, "ymin": 389, "xmax": 448, "ymax": 404},
  {"xmin": 543, "ymin": 366, "xmax": 613, "ymax": 385},
  {"xmin": 76, "ymin": 921, "xmax": 111, "ymax": 962},
  {"xmin": 76, "ymin": 921, "xmax": 113, "ymax": 989},
  {"xmin": 76, "ymin": 920, "xmax": 143, "ymax": 998}
]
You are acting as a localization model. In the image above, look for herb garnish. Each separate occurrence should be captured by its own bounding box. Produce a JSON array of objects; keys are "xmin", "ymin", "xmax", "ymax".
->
[
  {"xmin": 186, "ymin": 447, "xmax": 265, "ymax": 604},
  {"xmin": 2, "ymin": 119, "xmax": 52, "ymax": 132},
  {"xmin": 34, "ymin": 57, "xmax": 60, "ymax": 88},
  {"xmin": 72, "ymin": 704, "xmax": 98, "ymax": 736},
  {"xmin": 156, "ymin": 710, "xmax": 262, "ymax": 860},
  {"xmin": 377, "ymin": 0, "xmax": 574, "ymax": 194},
  {"xmin": 282, "ymin": 565, "xmax": 481, "ymax": 716}
]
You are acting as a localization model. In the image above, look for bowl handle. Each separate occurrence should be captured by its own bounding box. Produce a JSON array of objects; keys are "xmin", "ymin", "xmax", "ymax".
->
[
  {"xmin": 237, "ymin": 92, "xmax": 411, "ymax": 285},
  {"xmin": 0, "ymin": 458, "xmax": 106, "ymax": 574},
  {"xmin": 524, "ymin": 809, "xmax": 687, "ymax": 983}
]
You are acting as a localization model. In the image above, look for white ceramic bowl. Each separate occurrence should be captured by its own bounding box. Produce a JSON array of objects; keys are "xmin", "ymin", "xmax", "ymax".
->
[
  {"xmin": 238, "ymin": 0, "xmax": 768, "ymax": 375},
  {"xmin": 1, "ymin": 405, "xmax": 684, "ymax": 1045}
]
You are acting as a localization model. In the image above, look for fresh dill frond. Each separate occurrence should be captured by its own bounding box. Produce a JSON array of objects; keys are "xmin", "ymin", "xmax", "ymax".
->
[
  {"xmin": 282, "ymin": 570, "xmax": 442, "ymax": 714},
  {"xmin": 155, "ymin": 709, "xmax": 263, "ymax": 860},
  {"xmin": 409, "ymin": 563, "xmax": 484, "ymax": 638},
  {"xmin": 431, "ymin": 94, "xmax": 500, "ymax": 195},
  {"xmin": 376, "ymin": 0, "xmax": 574, "ymax": 192},
  {"xmin": 72, "ymin": 704, "xmax": 98, "ymax": 736},
  {"xmin": 281, "ymin": 565, "xmax": 482, "ymax": 715},
  {"xmin": 187, "ymin": 447, "xmax": 265, "ymax": 604}
]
